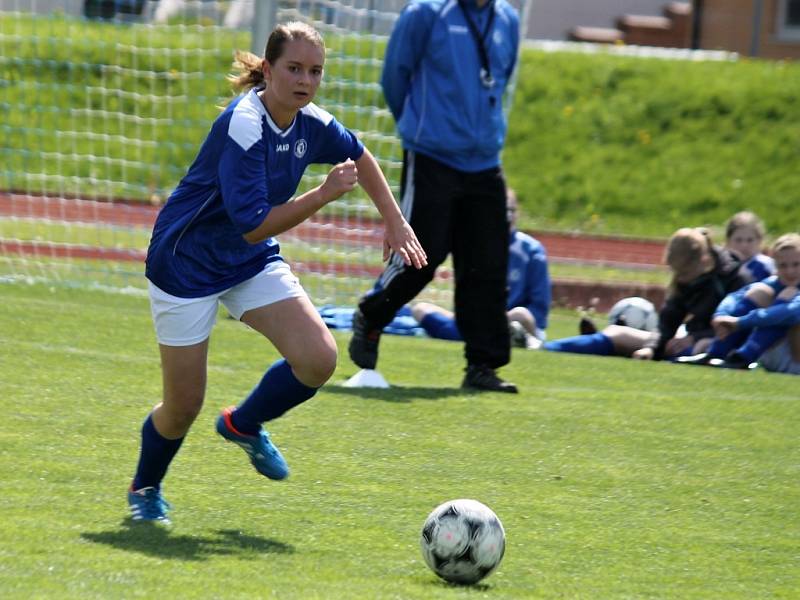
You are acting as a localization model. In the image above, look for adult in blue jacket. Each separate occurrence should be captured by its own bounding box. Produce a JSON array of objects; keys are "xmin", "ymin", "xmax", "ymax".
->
[{"xmin": 348, "ymin": 0, "xmax": 521, "ymax": 393}]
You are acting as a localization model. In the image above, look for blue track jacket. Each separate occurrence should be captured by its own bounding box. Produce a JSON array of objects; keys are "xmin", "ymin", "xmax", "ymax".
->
[{"xmin": 382, "ymin": 0, "xmax": 519, "ymax": 172}]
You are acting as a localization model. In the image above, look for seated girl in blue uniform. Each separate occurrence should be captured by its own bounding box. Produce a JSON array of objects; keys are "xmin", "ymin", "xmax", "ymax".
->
[
  {"xmin": 541, "ymin": 227, "xmax": 746, "ymax": 361},
  {"xmin": 678, "ymin": 233, "xmax": 800, "ymax": 369},
  {"xmin": 724, "ymin": 211, "xmax": 775, "ymax": 283}
]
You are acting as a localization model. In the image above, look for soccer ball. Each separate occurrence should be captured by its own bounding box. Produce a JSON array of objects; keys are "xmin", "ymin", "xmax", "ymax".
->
[
  {"xmin": 607, "ymin": 296, "xmax": 658, "ymax": 332},
  {"xmin": 420, "ymin": 499, "xmax": 505, "ymax": 585}
]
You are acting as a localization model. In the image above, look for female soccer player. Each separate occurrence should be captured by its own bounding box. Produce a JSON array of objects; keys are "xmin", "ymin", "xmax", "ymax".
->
[
  {"xmin": 128, "ymin": 22, "xmax": 427, "ymax": 524},
  {"xmin": 724, "ymin": 211, "xmax": 775, "ymax": 283}
]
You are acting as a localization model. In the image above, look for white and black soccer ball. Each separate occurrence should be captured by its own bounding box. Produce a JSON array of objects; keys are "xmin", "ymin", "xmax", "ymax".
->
[
  {"xmin": 607, "ymin": 296, "xmax": 659, "ymax": 332},
  {"xmin": 420, "ymin": 499, "xmax": 505, "ymax": 585}
]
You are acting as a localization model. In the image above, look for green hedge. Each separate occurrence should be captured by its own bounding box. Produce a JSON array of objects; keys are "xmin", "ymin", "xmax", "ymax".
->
[{"xmin": 506, "ymin": 49, "xmax": 800, "ymax": 239}]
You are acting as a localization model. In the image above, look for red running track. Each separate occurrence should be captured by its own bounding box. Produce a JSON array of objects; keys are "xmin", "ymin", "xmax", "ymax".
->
[{"xmin": 0, "ymin": 192, "xmax": 666, "ymax": 269}]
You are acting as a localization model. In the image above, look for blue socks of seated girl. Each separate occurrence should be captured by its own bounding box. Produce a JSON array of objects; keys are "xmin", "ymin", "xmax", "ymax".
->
[
  {"xmin": 708, "ymin": 297, "xmax": 789, "ymax": 363},
  {"xmin": 230, "ymin": 358, "xmax": 318, "ymax": 435}
]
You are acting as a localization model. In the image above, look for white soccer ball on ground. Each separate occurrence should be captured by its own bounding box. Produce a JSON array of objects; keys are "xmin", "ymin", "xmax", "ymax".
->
[
  {"xmin": 420, "ymin": 499, "xmax": 506, "ymax": 585},
  {"xmin": 607, "ymin": 296, "xmax": 659, "ymax": 332}
]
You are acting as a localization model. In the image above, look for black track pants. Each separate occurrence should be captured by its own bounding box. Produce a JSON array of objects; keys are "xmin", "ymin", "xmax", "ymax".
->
[{"xmin": 359, "ymin": 151, "xmax": 511, "ymax": 369}]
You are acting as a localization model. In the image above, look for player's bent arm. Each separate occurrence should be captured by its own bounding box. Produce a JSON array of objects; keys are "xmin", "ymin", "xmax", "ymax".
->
[
  {"xmin": 356, "ymin": 148, "xmax": 427, "ymax": 269},
  {"xmin": 243, "ymin": 161, "xmax": 358, "ymax": 244},
  {"xmin": 355, "ymin": 148, "xmax": 404, "ymax": 225},
  {"xmin": 243, "ymin": 188, "xmax": 327, "ymax": 243}
]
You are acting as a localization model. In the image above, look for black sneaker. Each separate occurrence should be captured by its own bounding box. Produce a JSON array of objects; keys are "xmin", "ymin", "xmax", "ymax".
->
[
  {"xmin": 675, "ymin": 352, "xmax": 713, "ymax": 366},
  {"xmin": 348, "ymin": 308, "xmax": 381, "ymax": 369},
  {"xmin": 579, "ymin": 316, "xmax": 598, "ymax": 335},
  {"xmin": 462, "ymin": 364, "xmax": 518, "ymax": 394},
  {"xmin": 716, "ymin": 351, "xmax": 758, "ymax": 370}
]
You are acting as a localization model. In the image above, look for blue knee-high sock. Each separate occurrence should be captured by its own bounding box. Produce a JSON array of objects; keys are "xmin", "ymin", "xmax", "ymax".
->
[
  {"xmin": 707, "ymin": 296, "xmax": 761, "ymax": 358},
  {"xmin": 132, "ymin": 414, "xmax": 184, "ymax": 491},
  {"xmin": 735, "ymin": 325, "xmax": 789, "ymax": 362},
  {"xmin": 543, "ymin": 333, "xmax": 615, "ymax": 356},
  {"xmin": 231, "ymin": 359, "xmax": 318, "ymax": 434},
  {"xmin": 707, "ymin": 330, "xmax": 750, "ymax": 358}
]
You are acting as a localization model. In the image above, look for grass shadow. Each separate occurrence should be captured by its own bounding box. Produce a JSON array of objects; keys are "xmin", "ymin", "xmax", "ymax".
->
[
  {"xmin": 427, "ymin": 577, "xmax": 493, "ymax": 592},
  {"xmin": 324, "ymin": 383, "xmax": 465, "ymax": 403},
  {"xmin": 81, "ymin": 522, "xmax": 294, "ymax": 561}
]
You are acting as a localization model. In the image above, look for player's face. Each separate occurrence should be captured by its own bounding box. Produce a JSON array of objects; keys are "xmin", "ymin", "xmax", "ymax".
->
[
  {"xmin": 506, "ymin": 193, "xmax": 518, "ymax": 231},
  {"xmin": 774, "ymin": 247, "xmax": 800, "ymax": 287},
  {"xmin": 727, "ymin": 226, "xmax": 761, "ymax": 261},
  {"xmin": 263, "ymin": 38, "xmax": 324, "ymax": 124},
  {"xmin": 672, "ymin": 249, "xmax": 714, "ymax": 284}
]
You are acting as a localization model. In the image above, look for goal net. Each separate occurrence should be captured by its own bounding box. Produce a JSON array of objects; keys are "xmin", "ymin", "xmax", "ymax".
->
[{"xmin": 0, "ymin": 0, "xmax": 528, "ymax": 306}]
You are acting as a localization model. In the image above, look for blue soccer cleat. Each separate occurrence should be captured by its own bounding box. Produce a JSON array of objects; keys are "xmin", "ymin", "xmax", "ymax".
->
[
  {"xmin": 128, "ymin": 486, "xmax": 172, "ymax": 524},
  {"xmin": 215, "ymin": 407, "xmax": 289, "ymax": 480}
]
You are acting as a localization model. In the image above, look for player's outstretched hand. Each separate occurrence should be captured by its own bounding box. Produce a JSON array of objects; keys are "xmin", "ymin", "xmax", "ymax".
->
[
  {"xmin": 631, "ymin": 347, "xmax": 654, "ymax": 360},
  {"xmin": 383, "ymin": 218, "xmax": 427, "ymax": 269},
  {"xmin": 664, "ymin": 334, "xmax": 695, "ymax": 357},
  {"xmin": 712, "ymin": 315, "xmax": 738, "ymax": 340},
  {"xmin": 320, "ymin": 159, "xmax": 358, "ymax": 202}
]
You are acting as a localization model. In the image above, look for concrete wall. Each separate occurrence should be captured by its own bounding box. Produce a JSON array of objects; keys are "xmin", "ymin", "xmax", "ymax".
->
[{"xmin": 0, "ymin": 0, "xmax": 82, "ymax": 13}]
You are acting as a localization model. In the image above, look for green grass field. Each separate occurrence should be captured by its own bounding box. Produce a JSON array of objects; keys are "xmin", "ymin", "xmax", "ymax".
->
[{"xmin": 1, "ymin": 282, "xmax": 798, "ymax": 599}]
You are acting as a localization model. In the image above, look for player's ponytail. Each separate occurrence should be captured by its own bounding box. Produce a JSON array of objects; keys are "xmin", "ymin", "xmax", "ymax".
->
[{"xmin": 228, "ymin": 50, "xmax": 265, "ymax": 94}]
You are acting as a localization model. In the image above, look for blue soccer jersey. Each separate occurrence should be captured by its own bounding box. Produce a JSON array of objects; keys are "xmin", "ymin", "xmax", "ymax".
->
[
  {"xmin": 739, "ymin": 252, "xmax": 775, "ymax": 284},
  {"xmin": 146, "ymin": 88, "xmax": 364, "ymax": 297},
  {"xmin": 507, "ymin": 230, "xmax": 551, "ymax": 331}
]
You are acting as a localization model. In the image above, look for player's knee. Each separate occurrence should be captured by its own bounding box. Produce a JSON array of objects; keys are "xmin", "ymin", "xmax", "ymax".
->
[
  {"xmin": 601, "ymin": 324, "xmax": 630, "ymax": 338},
  {"xmin": 411, "ymin": 302, "xmax": 437, "ymax": 322},
  {"xmin": 294, "ymin": 344, "xmax": 337, "ymax": 387},
  {"xmin": 163, "ymin": 395, "xmax": 204, "ymax": 431},
  {"xmin": 745, "ymin": 283, "xmax": 775, "ymax": 307}
]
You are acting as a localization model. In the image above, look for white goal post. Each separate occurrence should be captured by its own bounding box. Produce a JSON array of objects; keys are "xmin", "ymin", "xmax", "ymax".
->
[{"xmin": 0, "ymin": 0, "xmax": 529, "ymax": 305}]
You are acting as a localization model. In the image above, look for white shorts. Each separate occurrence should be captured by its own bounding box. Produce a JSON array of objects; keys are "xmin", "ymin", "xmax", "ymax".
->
[
  {"xmin": 759, "ymin": 339, "xmax": 800, "ymax": 375},
  {"xmin": 148, "ymin": 261, "xmax": 307, "ymax": 346}
]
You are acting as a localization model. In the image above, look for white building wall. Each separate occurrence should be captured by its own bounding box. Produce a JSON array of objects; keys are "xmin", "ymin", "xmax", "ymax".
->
[{"xmin": 526, "ymin": 0, "xmax": 673, "ymax": 40}]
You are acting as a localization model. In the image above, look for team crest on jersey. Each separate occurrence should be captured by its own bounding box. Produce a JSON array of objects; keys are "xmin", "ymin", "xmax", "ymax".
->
[{"xmin": 294, "ymin": 139, "xmax": 307, "ymax": 158}]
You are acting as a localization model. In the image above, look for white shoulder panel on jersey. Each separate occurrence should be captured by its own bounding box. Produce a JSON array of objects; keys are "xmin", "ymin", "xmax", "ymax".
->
[
  {"xmin": 301, "ymin": 102, "xmax": 334, "ymax": 127},
  {"xmin": 441, "ymin": 0, "xmax": 457, "ymax": 18},
  {"xmin": 228, "ymin": 91, "xmax": 266, "ymax": 151}
]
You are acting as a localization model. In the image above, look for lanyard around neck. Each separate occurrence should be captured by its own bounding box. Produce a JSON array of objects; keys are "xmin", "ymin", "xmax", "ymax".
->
[{"xmin": 457, "ymin": 0, "xmax": 496, "ymax": 88}]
